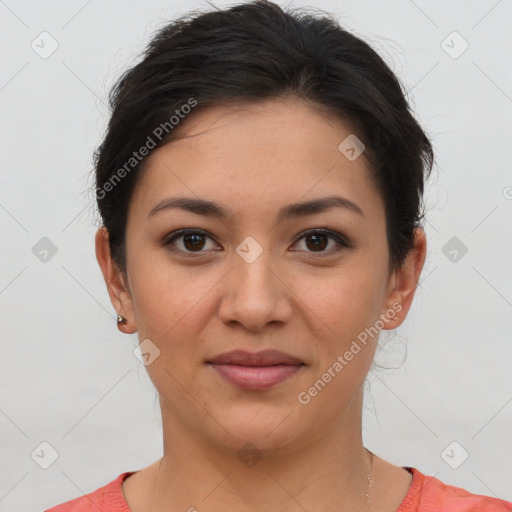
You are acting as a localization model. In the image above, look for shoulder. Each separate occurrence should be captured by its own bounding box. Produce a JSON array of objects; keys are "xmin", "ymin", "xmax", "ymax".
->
[
  {"xmin": 44, "ymin": 472, "xmax": 135, "ymax": 512},
  {"xmin": 402, "ymin": 467, "xmax": 512, "ymax": 512}
]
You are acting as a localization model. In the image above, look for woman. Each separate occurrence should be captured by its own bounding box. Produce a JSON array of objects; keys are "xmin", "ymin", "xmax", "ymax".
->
[{"xmin": 46, "ymin": 1, "xmax": 512, "ymax": 510}]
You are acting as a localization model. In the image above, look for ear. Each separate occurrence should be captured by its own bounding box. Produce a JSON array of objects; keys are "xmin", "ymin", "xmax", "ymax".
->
[
  {"xmin": 95, "ymin": 226, "xmax": 136, "ymax": 334},
  {"xmin": 381, "ymin": 227, "xmax": 427, "ymax": 330}
]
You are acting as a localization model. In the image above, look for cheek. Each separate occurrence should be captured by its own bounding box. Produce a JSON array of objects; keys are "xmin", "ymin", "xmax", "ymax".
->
[
  {"xmin": 299, "ymin": 264, "xmax": 385, "ymax": 337},
  {"xmin": 295, "ymin": 275, "xmax": 381, "ymax": 416},
  {"xmin": 129, "ymin": 260, "xmax": 218, "ymax": 355}
]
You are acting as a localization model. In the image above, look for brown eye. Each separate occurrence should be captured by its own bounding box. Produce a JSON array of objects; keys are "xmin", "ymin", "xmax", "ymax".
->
[
  {"xmin": 164, "ymin": 229, "xmax": 218, "ymax": 254},
  {"xmin": 304, "ymin": 233, "xmax": 328, "ymax": 251},
  {"xmin": 292, "ymin": 229, "xmax": 350, "ymax": 255},
  {"xmin": 182, "ymin": 233, "xmax": 206, "ymax": 251}
]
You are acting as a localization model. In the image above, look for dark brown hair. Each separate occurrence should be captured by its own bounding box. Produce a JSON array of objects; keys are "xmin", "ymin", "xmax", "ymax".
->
[{"xmin": 93, "ymin": 0, "xmax": 433, "ymax": 277}]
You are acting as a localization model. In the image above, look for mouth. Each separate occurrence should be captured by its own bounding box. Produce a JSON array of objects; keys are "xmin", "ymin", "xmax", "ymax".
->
[{"xmin": 206, "ymin": 350, "xmax": 306, "ymax": 390}]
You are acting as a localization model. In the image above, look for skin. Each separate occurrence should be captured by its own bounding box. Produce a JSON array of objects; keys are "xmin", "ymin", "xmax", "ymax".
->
[{"xmin": 95, "ymin": 97, "xmax": 427, "ymax": 512}]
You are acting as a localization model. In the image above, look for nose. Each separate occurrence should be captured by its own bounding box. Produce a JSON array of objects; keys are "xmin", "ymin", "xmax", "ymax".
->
[{"xmin": 218, "ymin": 252, "xmax": 293, "ymax": 332}]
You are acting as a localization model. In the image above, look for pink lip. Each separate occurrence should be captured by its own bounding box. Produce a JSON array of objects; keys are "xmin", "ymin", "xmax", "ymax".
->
[
  {"xmin": 207, "ymin": 349, "xmax": 303, "ymax": 366},
  {"xmin": 209, "ymin": 363, "xmax": 303, "ymax": 390},
  {"xmin": 207, "ymin": 350, "xmax": 305, "ymax": 390}
]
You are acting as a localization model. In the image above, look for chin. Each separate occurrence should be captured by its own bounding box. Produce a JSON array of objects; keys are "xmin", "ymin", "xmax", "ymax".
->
[{"xmin": 206, "ymin": 405, "xmax": 304, "ymax": 454}]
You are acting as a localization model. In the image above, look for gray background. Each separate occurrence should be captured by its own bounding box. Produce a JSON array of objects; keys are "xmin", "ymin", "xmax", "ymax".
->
[{"xmin": 1, "ymin": 0, "xmax": 511, "ymax": 510}]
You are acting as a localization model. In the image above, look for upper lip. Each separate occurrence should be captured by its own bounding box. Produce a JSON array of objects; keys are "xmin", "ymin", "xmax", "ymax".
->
[{"xmin": 207, "ymin": 350, "xmax": 304, "ymax": 366}]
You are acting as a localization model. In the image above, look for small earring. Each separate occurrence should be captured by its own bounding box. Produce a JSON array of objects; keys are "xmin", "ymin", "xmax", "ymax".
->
[{"xmin": 117, "ymin": 314, "xmax": 127, "ymax": 325}]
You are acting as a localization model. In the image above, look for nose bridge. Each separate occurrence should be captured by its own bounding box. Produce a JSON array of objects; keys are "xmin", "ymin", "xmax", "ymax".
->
[
  {"xmin": 218, "ymin": 243, "xmax": 291, "ymax": 330},
  {"xmin": 233, "ymin": 231, "xmax": 274, "ymax": 286},
  {"xmin": 235, "ymin": 246, "xmax": 274, "ymax": 296}
]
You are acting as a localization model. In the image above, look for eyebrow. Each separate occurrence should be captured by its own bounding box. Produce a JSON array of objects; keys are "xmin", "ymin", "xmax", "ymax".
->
[{"xmin": 148, "ymin": 195, "xmax": 364, "ymax": 221}]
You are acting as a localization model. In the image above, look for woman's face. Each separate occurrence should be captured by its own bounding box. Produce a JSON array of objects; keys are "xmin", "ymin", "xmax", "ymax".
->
[{"xmin": 97, "ymin": 97, "xmax": 425, "ymax": 453}]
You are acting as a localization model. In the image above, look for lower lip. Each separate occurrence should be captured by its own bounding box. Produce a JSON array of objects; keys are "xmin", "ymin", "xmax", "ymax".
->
[{"xmin": 208, "ymin": 363, "xmax": 304, "ymax": 390}]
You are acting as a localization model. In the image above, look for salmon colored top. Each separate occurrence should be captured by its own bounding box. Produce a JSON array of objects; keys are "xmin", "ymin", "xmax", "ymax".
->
[{"xmin": 45, "ymin": 467, "xmax": 512, "ymax": 511}]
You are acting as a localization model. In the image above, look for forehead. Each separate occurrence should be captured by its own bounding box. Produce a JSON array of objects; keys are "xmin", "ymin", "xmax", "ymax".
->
[
  {"xmin": 165, "ymin": 97, "xmax": 361, "ymax": 166},
  {"xmin": 129, "ymin": 97, "xmax": 384, "ymax": 224}
]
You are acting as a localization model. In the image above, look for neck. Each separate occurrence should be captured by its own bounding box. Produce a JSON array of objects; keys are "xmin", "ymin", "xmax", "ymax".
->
[{"xmin": 145, "ymin": 387, "xmax": 373, "ymax": 512}]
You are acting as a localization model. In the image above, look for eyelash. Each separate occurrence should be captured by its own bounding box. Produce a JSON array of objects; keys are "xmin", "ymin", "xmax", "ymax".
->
[{"xmin": 163, "ymin": 228, "xmax": 352, "ymax": 257}]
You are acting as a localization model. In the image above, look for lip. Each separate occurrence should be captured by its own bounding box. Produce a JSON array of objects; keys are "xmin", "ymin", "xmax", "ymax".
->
[
  {"xmin": 207, "ymin": 349, "xmax": 304, "ymax": 366},
  {"xmin": 206, "ymin": 350, "xmax": 305, "ymax": 390}
]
